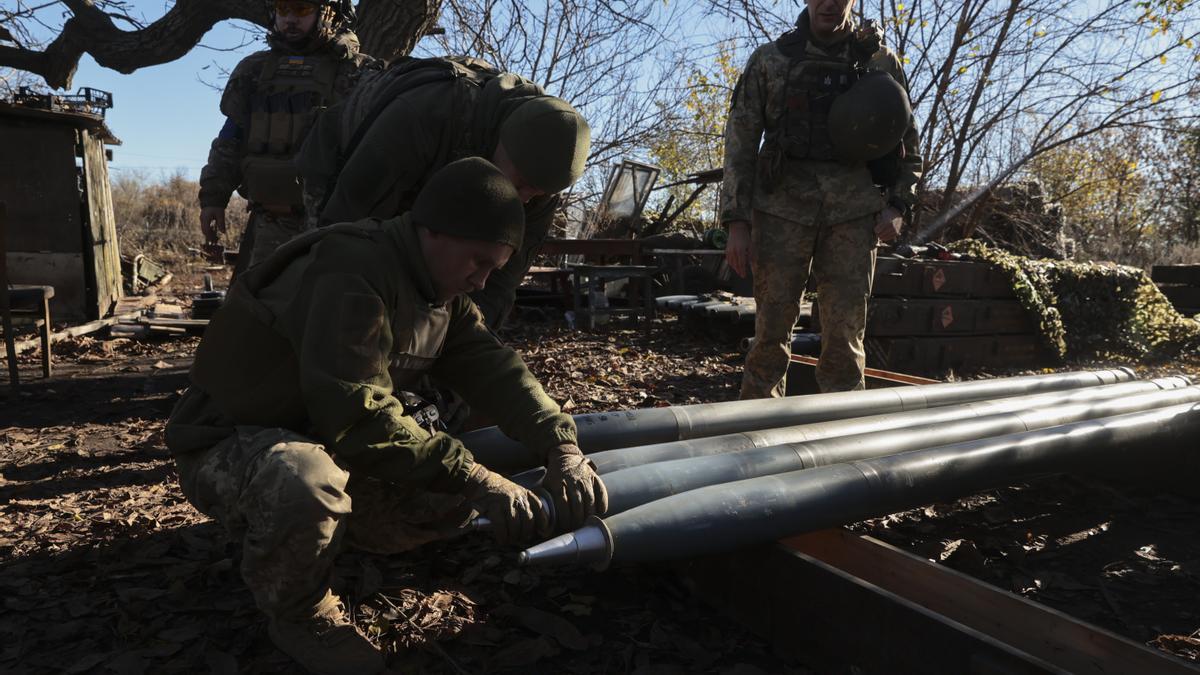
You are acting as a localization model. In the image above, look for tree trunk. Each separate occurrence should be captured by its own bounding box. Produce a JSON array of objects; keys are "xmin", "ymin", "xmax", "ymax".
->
[
  {"xmin": 0, "ymin": 0, "xmax": 441, "ymax": 90},
  {"xmin": 356, "ymin": 0, "xmax": 443, "ymax": 62}
]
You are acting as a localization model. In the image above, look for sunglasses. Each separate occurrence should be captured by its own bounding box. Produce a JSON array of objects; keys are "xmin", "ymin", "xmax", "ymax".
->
[{"xmin": 274, "ymin": 0, "xmax": 317, "ymax": 17}]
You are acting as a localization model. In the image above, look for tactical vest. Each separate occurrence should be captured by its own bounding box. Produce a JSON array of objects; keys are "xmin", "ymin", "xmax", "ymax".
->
[
  {"xmin": 767, "ymin": 23, "xmax": 881, "ymax": 162},
  {"xmin": 242, "ymin": 52, "xmax": 341, "ymax": 207}
]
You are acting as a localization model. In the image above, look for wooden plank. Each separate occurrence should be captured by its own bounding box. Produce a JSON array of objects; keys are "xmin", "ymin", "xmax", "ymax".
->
[
  {"xmin": 79, "ymin": 129, "xmax": 123, "ymax": 319},
  {"xmin": 684, "ymin": 542, "xmax": 1062, "ymax": 674},
  {"xmin": 5, "ymin": 310, "xmax": 143, "ymax": 358},
  {"xmin": 786, "ymin": 529, "xmax": 1199, "ymax": 675},
  {"xmin": 1152, "ymin": 265, "xmax": 1200, "ymax": 286}
]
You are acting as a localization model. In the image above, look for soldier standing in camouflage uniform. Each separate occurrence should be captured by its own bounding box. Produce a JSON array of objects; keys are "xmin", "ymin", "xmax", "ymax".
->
[
  {"xmin": 722, "ymin": 0, "xmax": 923, "ymax": 397},
  {"xmin": 168, "ymin": 158, "xmax": 607, "ymax": 673},
  {"xmin": 198, "ymin": 0, "xmax": 377, "ymax": 278},
  {"xmin": 296, "ymin": 57, "xmax": 590, "ymax": 329}
]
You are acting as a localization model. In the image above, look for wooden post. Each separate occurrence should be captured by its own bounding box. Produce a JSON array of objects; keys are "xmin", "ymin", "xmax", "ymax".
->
[{"xmin": 0, "ymin": 202, "xmax": 20, "ymax": 395}]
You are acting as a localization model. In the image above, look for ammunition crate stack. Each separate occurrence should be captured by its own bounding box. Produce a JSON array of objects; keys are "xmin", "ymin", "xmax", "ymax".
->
[
  {"xmin": 817, "ymin": 257, "xmax": 1043, "ymax": 376},
  {"xmin": 1151, "ymin": 264, "xmax": 1200, "ymax": 317}
]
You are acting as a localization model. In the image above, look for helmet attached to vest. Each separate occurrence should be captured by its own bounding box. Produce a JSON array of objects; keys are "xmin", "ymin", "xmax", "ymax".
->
[{"xmin": 827, "ymin": 71, "xmax": 912, "ymax": 162}]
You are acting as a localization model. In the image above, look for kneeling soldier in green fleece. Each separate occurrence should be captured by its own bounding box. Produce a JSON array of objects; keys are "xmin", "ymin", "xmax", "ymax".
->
[{"xmin": 165, "ymin": 157, "xmax": 607, "ymax": 674}]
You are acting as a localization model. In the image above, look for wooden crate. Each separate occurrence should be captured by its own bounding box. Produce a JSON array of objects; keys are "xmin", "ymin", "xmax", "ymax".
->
[
  {"xmin": 866, "ymin": 334, "xmax": 1044, "ymax": 375},
  {"xmin": 1151, "ymin": 264, "xmax": 1200, "ymax": 286},
  {"xmin": 873, "ymin": 258, "xmax": 1016, "ymax": 299}
]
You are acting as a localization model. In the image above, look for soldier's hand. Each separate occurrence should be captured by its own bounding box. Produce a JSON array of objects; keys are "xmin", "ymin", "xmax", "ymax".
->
[
  {"xmin": 463, "ymin": 464, "xmax": 551, "ymax": 545},
  {"xmin": 874, "ymin": 207, "xmax": 904, "ymax": 242},
  {"xmin": 544, "ymin": 443, "xmax": 608, "ymax": 531},
  {"xmin": 725, "ymin": 220, "xmax": 752, "ymax": 278},
  {"xmin": 200, "ymin": 206, "xmax": 227, "ymax": 244}
]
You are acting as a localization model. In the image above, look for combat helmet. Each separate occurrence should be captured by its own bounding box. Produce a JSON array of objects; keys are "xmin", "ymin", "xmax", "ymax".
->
[{"xmin": 827, "ymin": 71, "xmax": 912, "ymax": 162}]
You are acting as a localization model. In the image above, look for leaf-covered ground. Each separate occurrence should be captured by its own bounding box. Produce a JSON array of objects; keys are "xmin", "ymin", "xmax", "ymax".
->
[
  {"xmin": 3, "ymin": 265, "xmax": 1200, "ymax": 671},
  {"xmin": 1, "ymin": 284, "xmax": 801, "ymax": 673}
]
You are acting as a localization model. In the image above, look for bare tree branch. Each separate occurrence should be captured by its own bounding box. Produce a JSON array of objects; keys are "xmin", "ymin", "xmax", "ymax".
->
[{"xmin": 0, "ymin": 0, "xmax": 442, "ymax": 90}]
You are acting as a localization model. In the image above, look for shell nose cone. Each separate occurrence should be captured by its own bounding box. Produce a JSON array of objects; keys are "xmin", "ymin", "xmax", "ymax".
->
[{"xmin": 519, "ymin": 521, "xmax": 610, "ymax": 568}]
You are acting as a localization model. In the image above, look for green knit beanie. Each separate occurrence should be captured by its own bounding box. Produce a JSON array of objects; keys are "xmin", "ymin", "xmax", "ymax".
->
[
  {"xmin": 412, "ymin": 157, "xmax": 525, "ymax": 251},
  {"xmin": 499, "ymin": 96, "xmax": 591, "ymax": 194}
]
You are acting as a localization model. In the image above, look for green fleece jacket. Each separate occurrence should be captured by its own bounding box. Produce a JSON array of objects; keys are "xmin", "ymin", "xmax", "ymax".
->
[{"xmin": 165, "ymin": 215, "xmax": 576, "ymax": 493}]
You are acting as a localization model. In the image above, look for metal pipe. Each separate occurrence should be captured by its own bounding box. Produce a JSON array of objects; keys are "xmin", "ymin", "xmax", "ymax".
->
[
  {"xmin": 461, "ymin": 369, "xmax": 1136, "ymax": 473},
  {"xmin": 520, "ymin": 401, "xmax": 1200, "ymax": 568},
  {"xmin": 584, "ymin": 377, "xmax": 1191, "ymax": 475},
  {"xmin": 599, "ymin": 384, "xmax": 1200, "ymax": 515}
]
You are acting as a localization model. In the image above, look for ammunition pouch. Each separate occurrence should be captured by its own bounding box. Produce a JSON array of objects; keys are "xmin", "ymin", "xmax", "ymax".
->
[{"xmin": 240, "ymin": 155, "xmax": 304, "ymax": 206}]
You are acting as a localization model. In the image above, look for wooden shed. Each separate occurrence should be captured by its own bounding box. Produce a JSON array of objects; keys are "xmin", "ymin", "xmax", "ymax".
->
[{"xmin": 0, "ymin": 92, "xmax": 123, "ymax": 321}]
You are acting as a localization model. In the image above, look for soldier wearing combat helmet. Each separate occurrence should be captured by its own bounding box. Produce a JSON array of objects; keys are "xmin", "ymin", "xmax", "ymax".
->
[
  {"xmin": 721, "ymin": 0, "xmax": 923, "ymax": 397},
  {"xmin": 198, "ymin": 0, "xmax": 378, "ymax": 278},
  {"xmin": 168, "ymin": 158, "xmax": 608, "ymax": 673}
]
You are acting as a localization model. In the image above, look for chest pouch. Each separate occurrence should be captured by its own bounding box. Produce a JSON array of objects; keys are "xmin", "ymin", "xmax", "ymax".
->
[{"xmin": 780, "ymin": 59, "xmax": 856, "ymax": 161}]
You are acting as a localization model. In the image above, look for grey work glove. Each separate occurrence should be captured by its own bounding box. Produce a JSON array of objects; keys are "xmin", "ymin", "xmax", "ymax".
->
[
  {"xmin": 463, "ymin": 464, "xmax": 550, "ymax": 546},
  {"xmin": 543, "ymin": 444, "xmax": 609, "ymax": 531}
]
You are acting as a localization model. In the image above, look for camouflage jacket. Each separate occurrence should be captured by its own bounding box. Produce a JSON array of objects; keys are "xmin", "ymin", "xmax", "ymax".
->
[
  {"xmin": 721, "ymin": 15, "xmax": 923, "ymax": 227},
  {"xmin": 197, "ymin": 31, "xmax": 378, "ymax": 209},
  {"xmin": 165, "ymin": 215, "xmax": 577, "ymax": 493},
  {"xmin": 295, "ymin": 58, "xmax": 558, "ymax": 328}
]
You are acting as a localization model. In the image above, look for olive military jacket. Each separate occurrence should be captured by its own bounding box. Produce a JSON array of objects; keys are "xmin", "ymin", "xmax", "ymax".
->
[
  {"xmin": 198, "ymin": 31, "xmax": 376, "ymax": 210},
  {"xmin": 721, "ymin": 16, "xmax": 923, "ymax": 227},
  {"xmin": 165, "ymin": 216, "xmax": 577, "ymax": 493},
  {"xmin": 296, "ymin": 60, "xmax": 558, "ymax": 327}
]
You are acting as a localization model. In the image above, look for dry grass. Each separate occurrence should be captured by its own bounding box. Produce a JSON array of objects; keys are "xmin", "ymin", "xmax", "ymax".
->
[{"xmin": 112, "ymin": 170, "xmax": 249, "ymax": 265}]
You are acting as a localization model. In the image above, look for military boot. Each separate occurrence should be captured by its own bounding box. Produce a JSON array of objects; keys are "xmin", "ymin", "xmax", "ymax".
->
[{"xmin": 268, "ymin": 590, "xmax": 385, "ymax": 675}]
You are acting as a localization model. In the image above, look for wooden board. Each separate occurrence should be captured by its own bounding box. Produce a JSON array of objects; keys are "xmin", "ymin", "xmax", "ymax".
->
[
  {"xmin": 874, "ymin": 258, "xmax": 1017, "ymax": 299},
  {"xmin": 1151, "ymin": 265, "xmax": 1200, "ymax": 286},
  {"xmin": 786, "ymin": 530, "xmax": 1199, "ymax": 675},
  {"xmin": 79, "ymin": 129, "xmax": 123, "ymax": 319}
]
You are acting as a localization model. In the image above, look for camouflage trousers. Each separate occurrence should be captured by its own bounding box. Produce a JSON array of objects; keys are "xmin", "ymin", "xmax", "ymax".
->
[
  {"xmin": 175, "ymin": 428, "xmax": 469, "ymax": 620},
  {"xmin": 231, "ymin": 209, "xmax": 309, "ymax": 280},
  {"xmin": 741, "ymin": 208, "xmax": 877, "ymax": 398}
]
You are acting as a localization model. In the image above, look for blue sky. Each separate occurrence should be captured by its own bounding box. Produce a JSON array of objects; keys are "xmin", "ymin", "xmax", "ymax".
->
[
  {"xmin": 20, "ymin": 1, "xmax": 740, "ymax": 182},
  {"xmin": 59, "ymin": 13, "xmax": 270, "ymax": 179}
]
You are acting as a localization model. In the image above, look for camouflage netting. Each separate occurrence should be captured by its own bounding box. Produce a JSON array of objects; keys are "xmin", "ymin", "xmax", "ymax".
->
[
  {"xmin": 949, "ymin": 240, "xmax": 1200, "ymax": 362},
  {"xmin": 922, "ymin": 181, "xmax": 1069, "ymax": 259}
]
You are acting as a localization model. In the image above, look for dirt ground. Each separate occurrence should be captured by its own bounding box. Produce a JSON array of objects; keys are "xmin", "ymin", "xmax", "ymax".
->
[{"xmin": 3, "ymin": 263, "xmax": 1200, "ymax": 672}]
